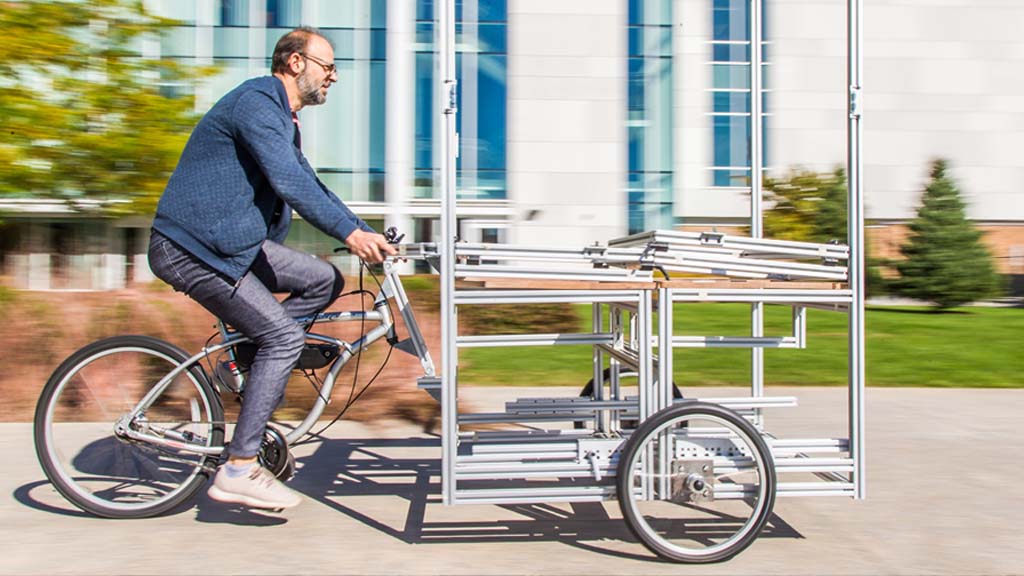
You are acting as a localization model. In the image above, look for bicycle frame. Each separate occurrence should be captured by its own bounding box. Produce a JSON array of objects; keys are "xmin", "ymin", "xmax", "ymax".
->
[{"xmin": 116, "ymin": 255, "xmax": 437, "ymax": 457}]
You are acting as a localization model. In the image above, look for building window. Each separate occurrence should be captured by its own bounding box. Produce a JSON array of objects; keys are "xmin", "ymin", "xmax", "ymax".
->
[
  {"xmin": 628, "ymin": 0, "xmax": 673, "ymax": 234},
  {"xmin": 415, "ymin": 0, "xmax": 507, "ymax": 200},
  {"xmin": 709, "ymin": 0, "xmax": 769, "ymax": 188},
  {"xmin": 154, "ymin": 1, "xmax": 387, "ymax": 204}
]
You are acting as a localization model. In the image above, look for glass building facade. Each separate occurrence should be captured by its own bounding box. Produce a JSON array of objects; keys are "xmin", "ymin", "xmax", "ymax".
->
[
  {"xmin": 0, "ymin": 0, "xmax": 777, "ymax": 289},
  {"xmin": 627, "ymin": 0, "xmax": 674, "ymax": 234},
  {"xmin": 709, "ymin": 0, "xmax": 769, "ymax": 188},
  {"xmin": 415, "ymin": 0, "xmax": 508, "ymax": 201}
]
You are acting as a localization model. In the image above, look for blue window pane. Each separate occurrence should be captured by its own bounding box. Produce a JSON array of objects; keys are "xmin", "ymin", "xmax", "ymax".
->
[
  {"xmin": 219, "ymin": 0, "xmax": 249, "ymax": 26},
  {"xmin": 713, "ymin": 115, "xmax": 750, "ymax": 167},
  {"xmin": 712, "ymin": 0, "xmax": 748, "ymax": 42},
  {"xmin": 416, "ymin": 22, "xmax": 434, "ymax": 44},
  {"xmin": 712, "ymin": 42, "xmax": 749, "ymax": 63},
  {"xmin": 417, "ymin": 0, "xmax": 433, "ymax": 21},
  {"xmin": 713, "ymin": 91, "xmax": 750, "ymax": 113},
  {"xmin": 712, "ymin": 169, "xmax": 751, "ymax": 187},
  {"xmin": 469, "ymin": 22, "xmax": 507, "ymax": 53},
  {"xmin": 712, "ymin": 64, "xmax": 750, "ymax": 89},
  {"xmin": 370, "ymin": 29, "xmax": 387, "ymax": 60},
  {"xmin": 371, "ymin": 0, "xmax": 387, "ymax": 28},
  {"xmin": 476, "ymin": 0, "xmax": 507, "ymax": 22},
  {"xmin": 369, "ymin": 61, "xmax": 386, "ymax": 170},
  {"xmin": 629, "ymin": 0, "xmax": 642, "ymax": 25},
  {"xmin": 629, "ymin": 126, "xmax": 642, "ymax": 169},
  {"xmin": 266, "ymin": 0, "xmax": 301, "ymax": 28},
  {"xmin": 475, "ymin": 55, "xmax": 506, "ymax": 171},
  {"xmin": 415, "ymin": 53, "xmax": 434, "ymax": 170}
]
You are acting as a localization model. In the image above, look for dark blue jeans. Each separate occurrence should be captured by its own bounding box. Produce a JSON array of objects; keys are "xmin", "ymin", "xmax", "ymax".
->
[{"xmin": 148, "ymin": 230, "xmax": 343, "ymax": 458}]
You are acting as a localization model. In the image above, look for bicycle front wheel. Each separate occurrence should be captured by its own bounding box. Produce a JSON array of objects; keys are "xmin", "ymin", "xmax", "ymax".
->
[
  {"xmin": 34, "ymin": 335, "xmax": 225, "ymax": 518},
  {"xmin": 616, "ymin": 402, "xmax": 776, "ymax": 563}
]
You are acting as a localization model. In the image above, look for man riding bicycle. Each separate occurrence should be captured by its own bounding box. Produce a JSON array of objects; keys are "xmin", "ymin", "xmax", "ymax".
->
[{"xmin": 148, "ymin": 27, "xmax": 396, "ymax": 510}]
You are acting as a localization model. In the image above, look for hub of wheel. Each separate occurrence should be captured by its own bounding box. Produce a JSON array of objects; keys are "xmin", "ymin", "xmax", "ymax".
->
[{"xmin": 671, "ymin": 459, "xmax": 714, "ymax": 503}]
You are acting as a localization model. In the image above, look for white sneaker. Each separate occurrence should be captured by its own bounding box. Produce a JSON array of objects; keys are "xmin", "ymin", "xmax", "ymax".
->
[{"xmin": 207, "ymin": 465, "xmax": 302, "ymax": 509}]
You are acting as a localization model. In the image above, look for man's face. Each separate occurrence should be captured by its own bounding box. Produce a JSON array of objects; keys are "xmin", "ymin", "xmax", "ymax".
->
[{"xmin": 297, "ymin": 36, "xmax": 337, "ymax": 107}]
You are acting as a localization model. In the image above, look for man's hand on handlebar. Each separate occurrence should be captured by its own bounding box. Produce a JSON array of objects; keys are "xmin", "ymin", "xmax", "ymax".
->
[{"xmin": 345, "ymin": 229, "xmax": 398, "ymax": 263}]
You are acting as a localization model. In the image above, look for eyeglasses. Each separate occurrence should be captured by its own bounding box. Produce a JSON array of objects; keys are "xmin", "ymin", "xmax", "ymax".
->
[{"xmin": 299, "ymin": 52, "xmax": 337, "ymax": 76}]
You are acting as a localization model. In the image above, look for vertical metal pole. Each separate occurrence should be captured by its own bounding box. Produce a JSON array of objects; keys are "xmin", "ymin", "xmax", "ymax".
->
[
  {"xmin": 439, "ymin": 0, "xmax": 458, "ymax": 506},
  {"xmin": 749, "ymin": 0, "xmax": 765, "ymax": 414},
  {"xmin": 847, "ymin": 0, "xmax": 866, "ymax": 500},
  {"xmin": 592, "ymin": 303, "xmax": 605, "ymax": 432},
  {"xmin": 657, "ymin": 288, "xmax": 673, "ymax": 414},
  {"xmin": 657, "ymin": 287, "xmax": 673, "ymax": 499},
  {"xmin": 638, "ymin": 290, "xmax": 653, "ymax": 501}
]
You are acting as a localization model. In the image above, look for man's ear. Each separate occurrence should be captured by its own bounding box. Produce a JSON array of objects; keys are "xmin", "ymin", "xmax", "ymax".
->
[{"xmin": 289, "ymin": 53, "xmax": 305, "ymax": 75}]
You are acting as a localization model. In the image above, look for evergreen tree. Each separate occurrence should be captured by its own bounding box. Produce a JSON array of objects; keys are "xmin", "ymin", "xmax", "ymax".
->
[{"xmin": 891, "ymin": 159, "xmax": 1000, "ymax": 309}]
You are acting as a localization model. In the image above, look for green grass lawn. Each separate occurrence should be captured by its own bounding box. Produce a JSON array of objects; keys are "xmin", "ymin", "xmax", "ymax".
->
[{"xmin": 459, "ymin": 304, "xmax": 1024, "ymax": 388}]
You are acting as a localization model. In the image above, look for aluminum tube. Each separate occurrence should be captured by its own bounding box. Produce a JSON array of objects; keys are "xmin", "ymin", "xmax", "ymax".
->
[
  {"xmin": 671, "ymin": 336, "xmax": 799, "ymax": 348},
  {"xmin": 609, "ymin": 230, "xmax": 851, "ymax": 259},
  {"xmin": 438, "ymin": 0, "xmax": 458, "ymax": 506},
  {"xmin": 456, "ymin": 333, "xmax": 615, "ymax": 347},
  {"xmin": 454, "ymin": 289, "xmax": 645, "ymax": 305},
  {"xmin": 750, "ymin": 0, "xmax": 766, "ymax": 423},
  {"xmin": 848, "ymin": 0, "xmax": 867, "ymax": 501},
  {"xmin": 670, "ymin": 288, "xmax": 852, "ymax": 299},
  {"xmin": 453, "ymin": 486, "xmax": 617, "ymax": 502}
]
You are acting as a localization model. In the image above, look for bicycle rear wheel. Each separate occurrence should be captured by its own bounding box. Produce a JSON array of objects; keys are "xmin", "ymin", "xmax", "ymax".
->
[
  {"xmin": 616, "ymin": 402, "xmax": 776, "ymax": 563},
  {"xmin": 34, "ymin": 335, "xmax": 224, "ymax": 518}
]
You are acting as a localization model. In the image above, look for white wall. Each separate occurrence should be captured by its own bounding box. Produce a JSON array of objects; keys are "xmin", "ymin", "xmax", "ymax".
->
[
  {"xmin": 506, "ymin": 0, "xmax": 628, "ymax": 245},
  {"xmin": 770, "ymin": 0, "xmax": 1024, "ymax": 222}
]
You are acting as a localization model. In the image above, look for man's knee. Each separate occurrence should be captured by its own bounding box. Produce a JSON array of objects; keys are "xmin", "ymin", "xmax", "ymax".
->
[{"xmin": 257, "ymin": 322, "xmax": 306, "ymax": 360}]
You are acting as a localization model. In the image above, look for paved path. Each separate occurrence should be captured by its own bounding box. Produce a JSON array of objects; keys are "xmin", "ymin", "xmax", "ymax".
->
[{"xmin": 2, "ymin": 387, "xmax": 1022, "ymax": 575}]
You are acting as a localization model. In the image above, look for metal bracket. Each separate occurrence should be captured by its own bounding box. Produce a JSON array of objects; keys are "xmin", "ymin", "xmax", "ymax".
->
[
  {"xmin": 576, "ymin": 438, "xmax": 624, "ymax": 482},
  {"xmin": 699, "ymin": 231, "xmax": 726, "ymax": 246},
  {"xmin": 671, "ymin": 459, "xmax": 715, "ymax": 503},
  {"xmin": 444, "ymin": 80, "xmax": 458, "ymax": 114},
  {"xmin": 849, "ymin": 85, "xmax": 862, "ymax": 119}
]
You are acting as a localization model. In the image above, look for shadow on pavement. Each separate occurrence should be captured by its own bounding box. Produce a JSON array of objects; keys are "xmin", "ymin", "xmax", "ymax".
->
[
  {"xmin": 15, "ymin": 434, "xmax": 802, "ymax": 560},
  {"xmin": 289, "ymin": 436, "xmax": 803, "ymax": 562},
  {"xmin": 13, "ymin": 480, "xmax": 96, "ymax": 519}
]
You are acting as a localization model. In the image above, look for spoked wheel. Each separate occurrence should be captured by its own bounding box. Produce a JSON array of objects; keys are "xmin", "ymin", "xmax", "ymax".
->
[
  {"xmin": 616, "ymin": 402, "xmax": 776, "ymax": 563},
  {"xmin": 34, "ymin": 335, "xmax": 225, "ymax": 518}
]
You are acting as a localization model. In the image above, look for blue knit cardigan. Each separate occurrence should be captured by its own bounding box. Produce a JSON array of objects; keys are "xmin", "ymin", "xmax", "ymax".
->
[{"xmin": 153, "ymin": 75, "xmax": 372, "ymax": 281}]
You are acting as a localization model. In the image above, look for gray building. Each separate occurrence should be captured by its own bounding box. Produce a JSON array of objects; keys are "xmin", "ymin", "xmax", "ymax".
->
[{"xmin": 2, "ymin": 0, "xmax": 1021, "ymax": 290}]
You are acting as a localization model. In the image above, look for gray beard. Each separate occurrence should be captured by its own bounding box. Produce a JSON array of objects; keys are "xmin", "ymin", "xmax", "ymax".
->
[{"xmin": 297, "ymin": 69, "xmax": 326, "ymax": 106}]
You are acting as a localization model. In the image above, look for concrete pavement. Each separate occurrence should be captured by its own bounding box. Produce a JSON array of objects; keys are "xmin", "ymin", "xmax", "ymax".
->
[{"xmin": 2, "ymin": 386, "xmax": 1022, "ymax": 575}]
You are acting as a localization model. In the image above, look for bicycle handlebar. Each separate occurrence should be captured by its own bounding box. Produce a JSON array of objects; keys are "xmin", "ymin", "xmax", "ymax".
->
[{"xmin": 333, "ymin": 226, "xmax": 405, "ymax": 254}]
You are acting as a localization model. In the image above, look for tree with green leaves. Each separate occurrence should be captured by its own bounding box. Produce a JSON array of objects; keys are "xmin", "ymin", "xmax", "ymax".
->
[
  {"xmin": 0, "ymin": 0, "xmax": 214, "ymax": 216},
  {"xmin": 764, "ymin": 167, "xmax": 847, "ymax": 243},
  {"xmin": 890, "ymin": 159, "xmax": 1000, "ymax": 309},
  {"xmin": 764, "ymin": 166, "xmax": 886, "ymax": 295}
]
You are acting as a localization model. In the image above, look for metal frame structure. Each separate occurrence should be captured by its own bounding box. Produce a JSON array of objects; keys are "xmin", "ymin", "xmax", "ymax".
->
[{"xmin": 434, "ymin": 0, "xmax": 865, "ymax": 508}]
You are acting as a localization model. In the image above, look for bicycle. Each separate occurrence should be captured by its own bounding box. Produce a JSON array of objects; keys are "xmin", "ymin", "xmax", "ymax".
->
[
  {"xmin": 33, "ymin": 230, "xmax": 780, "ymax": 563},
  {"xmin": 33, "ymin": 230, "xmax": 438, "ymax": 519}
]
